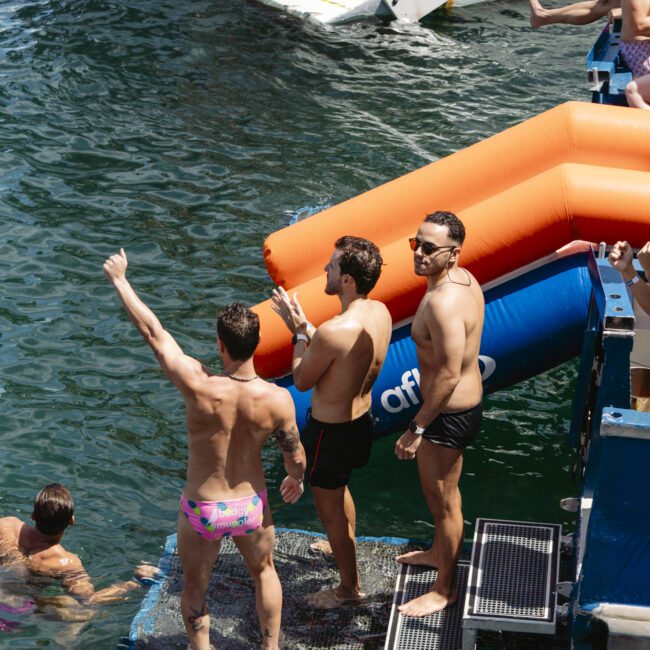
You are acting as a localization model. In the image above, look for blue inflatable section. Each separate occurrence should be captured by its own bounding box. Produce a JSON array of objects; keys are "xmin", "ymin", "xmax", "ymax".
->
[{"xmin": 277, "ymin": 252, "xmax": 593, "ymax": 439}]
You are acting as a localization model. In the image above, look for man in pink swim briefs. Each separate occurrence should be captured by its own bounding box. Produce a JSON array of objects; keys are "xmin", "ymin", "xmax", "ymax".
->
[{"xmin": 104, "ymin": 249, "xmax": 306, "ymax": 650}]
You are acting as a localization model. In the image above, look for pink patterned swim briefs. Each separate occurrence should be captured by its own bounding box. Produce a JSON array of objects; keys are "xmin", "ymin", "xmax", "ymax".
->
[
  {"xmin": 620, "ymin": 40, "xmax": 650, "ymax": 79},
  {"xmin": 180, "ymin": 491, "xmax": 267, "ymax": 541}
]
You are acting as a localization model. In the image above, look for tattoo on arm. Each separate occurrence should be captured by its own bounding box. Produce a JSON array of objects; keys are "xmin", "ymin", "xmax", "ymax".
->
[
  {"xmin": 188, "ymin": 602, "xmax": 207, "ymax": 632},
  {"xmin": 275, "ymin": 426, "xmax": 300, "ymax": 453}
]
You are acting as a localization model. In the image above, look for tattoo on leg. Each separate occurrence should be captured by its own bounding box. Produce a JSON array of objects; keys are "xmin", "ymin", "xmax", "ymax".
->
[
  {"xmin": 264, "ymin": 626, "xmax": 272, "ymax": 638},
  {"xmin": 188, "ymin": 602, "xmax": 207, "ymax": 632}
]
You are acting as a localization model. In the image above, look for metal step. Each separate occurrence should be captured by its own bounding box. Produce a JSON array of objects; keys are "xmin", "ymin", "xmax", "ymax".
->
[
  {"xmin": 385, "ymin": 561, "xmax": 469, "ymax": 650},
  {"xmin": 462, "ymin": 519, "xmax": 562, "ymax": 650}
]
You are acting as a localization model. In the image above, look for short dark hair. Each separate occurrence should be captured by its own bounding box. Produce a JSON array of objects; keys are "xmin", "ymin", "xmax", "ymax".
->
[
  {"xmin": 424, "ymin": 211, "xmax": 466, "ymax": 246},
  {"xmin": 217, "ymin": 303, "xmax": 260, "ymax": 361},
  {"xmin": 334, "ymin": 236, "xmax": 383, "ymax": 295},
  {"xmin": 33, "ymin": 484, "xmax": 74, "ymax": 536}
]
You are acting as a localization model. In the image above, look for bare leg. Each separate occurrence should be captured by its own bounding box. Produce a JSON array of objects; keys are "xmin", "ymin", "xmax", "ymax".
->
[
  {"xmin": 626, "ymin": 75, "xmax": 650, "ymax": 110},
  {"xmin": 398, "ymin": 442, "xmax": 464, "ymax": 617},
  {"xmin": 396, "ymin": 487, "xmax": 462, "ymax": 568},
  {"xmin": 235, "ymin": 507, "xmax": 282, "ymax": 650},
  {"xmin": 176, "ymin": 512, "xmax": 221, "ymax": 650},
  {"xmin": 529, "ymin": 0, "xmax": 614, "ymax": 29},
  {"xmin": 308, "ymin": 485, "xmax": 364, "ymax": 607}
]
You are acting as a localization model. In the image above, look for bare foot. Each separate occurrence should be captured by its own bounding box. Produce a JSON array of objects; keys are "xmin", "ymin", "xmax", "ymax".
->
[
  {"xmin": 309, "ymin": 539, "xmax": 333, "ymax": 556},
  {"xmin": 396, "ymin": 549, "xmax": 438, "ymax": 568},
  {"xmin": 398, "ymin": 589, "xmax": 458, "ymax": 617},
  {"xmin": 528, "ymin": 0, "xmax": 548, "ymax": 29},
  {"xmin": 306, "ymin": 586, "xmax": 365, "ymax": 609}
]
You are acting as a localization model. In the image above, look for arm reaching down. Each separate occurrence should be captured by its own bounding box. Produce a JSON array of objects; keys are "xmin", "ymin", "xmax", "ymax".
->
[
  {"xmin": 395, "ymin": 294, "xmax": 465, "ymax": 461},
  {"xmin": 272, "ymin": 391, "xmax": 307, "ymax": 504}
]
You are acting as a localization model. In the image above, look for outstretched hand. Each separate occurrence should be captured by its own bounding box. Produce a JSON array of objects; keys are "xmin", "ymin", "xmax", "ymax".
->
[
  {"xmin": 103, "ymin": 248, "xmax": 128, "ymax": 283},
  {"xmin": 395, "ymin": 431, "xmax": 422, "ymax": 461},
  {"xmin": 271, "ymin": 286, "xmax": 308, "ymax": 334},
  {"xmin": 280, "ymin": 475, "xmax": 304, "ymax": 504}
]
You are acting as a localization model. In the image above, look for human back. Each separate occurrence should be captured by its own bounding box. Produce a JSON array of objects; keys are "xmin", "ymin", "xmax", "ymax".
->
[
  {"xmin": 0, "ymin": 516, "xmax": 78, "ymax": 577},
  {"xmin": 310, "ymin": 298, "xmax": 391, "ymax": 423},
  {"xmin": 185, "ymin": 375, "xmax": 297, "ymax": 501}
]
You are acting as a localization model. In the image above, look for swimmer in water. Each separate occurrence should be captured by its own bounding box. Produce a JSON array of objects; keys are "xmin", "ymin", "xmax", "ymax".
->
[{"xmin": 0, "ymin": 483, "xmax": 157, "ymax": 610}]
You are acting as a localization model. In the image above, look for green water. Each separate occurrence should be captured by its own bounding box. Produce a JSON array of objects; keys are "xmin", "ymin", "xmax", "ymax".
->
[{"xmin": 0, "ymin": 0, "xmax": 597, "ymax": 646}]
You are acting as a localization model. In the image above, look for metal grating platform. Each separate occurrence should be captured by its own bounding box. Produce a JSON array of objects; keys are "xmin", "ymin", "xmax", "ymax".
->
[
  {"xmin": 463, "ymin": 519, "xmax": 561, "ymax": 643},
  {"xmin": 385, "ymin": 561, "xmax": 469, "ymax": 650}
]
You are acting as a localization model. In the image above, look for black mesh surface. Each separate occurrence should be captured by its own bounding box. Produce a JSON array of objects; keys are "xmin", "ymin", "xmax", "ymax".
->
[{"xmin": 131, "ymin": 530, "xmax": 418, "ymax": 649}]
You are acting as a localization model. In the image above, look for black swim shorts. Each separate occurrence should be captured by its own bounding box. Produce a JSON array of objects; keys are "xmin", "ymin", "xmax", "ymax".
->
[
  {"xmin": 302, "ymin": 411, "xmax": 375, "ymax": 490},
  {"xmin": 422, "ymin": 403, "xmax": 482, "ymax": 450}
]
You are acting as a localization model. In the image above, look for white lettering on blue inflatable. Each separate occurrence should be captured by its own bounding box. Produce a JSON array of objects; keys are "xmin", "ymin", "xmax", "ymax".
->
[
  {"xmin": 479, "ymin": 355, "xmax": 496, "ymax": 381},
  {"xmin": 379, "ymin": 359, "xmax": 496, "ymax": 414},
  {"xmin": 380, "ymin": 368, "xmax": 420, "ymax": 413}
]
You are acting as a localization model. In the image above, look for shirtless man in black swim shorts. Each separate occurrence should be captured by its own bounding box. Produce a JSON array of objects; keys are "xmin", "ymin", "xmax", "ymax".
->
[
  {"xmin": 394, "ymin": 211, "xmax": 485, "ymax": 617},
  {"xmin": 272, "ymin": 236, "xmax": 392, "ymax": 609}
]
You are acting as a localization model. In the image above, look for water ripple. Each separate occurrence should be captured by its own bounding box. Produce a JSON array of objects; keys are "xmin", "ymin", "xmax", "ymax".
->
[{"xmin": 0, "ymin": 0, "xmax": 595, "ymax": 645}]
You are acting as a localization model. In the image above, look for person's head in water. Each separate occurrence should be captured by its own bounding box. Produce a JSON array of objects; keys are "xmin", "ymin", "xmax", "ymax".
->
[
  {"xmin": 412, "ymin": 211, "xmax": 465, "ymax": 278},
  {"xmin": 217, "ymin": 302, "xmax": 260, "ymax": 361},
  {"xmin": 32, "ymin": 483, "xmax": 75, "ymax": 537},
  {"xmin": 324, "ymin": 236, "xmax": 383, "ymax": 297}
]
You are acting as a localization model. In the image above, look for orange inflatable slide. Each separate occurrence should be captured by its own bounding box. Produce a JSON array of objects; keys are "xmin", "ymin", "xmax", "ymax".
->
[{"xmin": 253, "ymin": 101, "xmax": 650, "ymax": 379}]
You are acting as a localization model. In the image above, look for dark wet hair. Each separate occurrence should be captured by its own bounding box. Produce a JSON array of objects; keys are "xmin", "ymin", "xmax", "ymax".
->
[
  {"xmin": 334, "ymin": 236, "xmax": 383, "ymax": 295},
  {"xmin": 217, "ymin": 302, "xmax": 260, "ymax": 361},
  {"xmin": 33, "ymin": 484, "xmax": 74, "ymax": 536},
  {"xmin": 424, "ymin": 211, "xmax": 466, "ymax": 246}
]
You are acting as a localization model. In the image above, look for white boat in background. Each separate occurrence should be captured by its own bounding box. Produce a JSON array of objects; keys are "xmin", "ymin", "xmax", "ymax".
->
[{"xmin": 257, "ymin": 0, "xmax": 489, "ymax": 25}]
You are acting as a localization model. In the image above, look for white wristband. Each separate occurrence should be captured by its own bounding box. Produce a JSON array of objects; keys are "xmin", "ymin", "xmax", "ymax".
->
[
  {"xmin": 408, "ymin": 420, "xmax": 425, "ymax": 436},
  {"xmin": 626, "ymin": 274, "xmax": 640, "ymax": 287},
  {"xmin": 293, "ymin": 333, "xmax": 309, "ymax": 345}
]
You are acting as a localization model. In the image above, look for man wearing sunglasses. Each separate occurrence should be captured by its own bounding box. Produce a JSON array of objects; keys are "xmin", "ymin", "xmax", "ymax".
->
[
  {"xmin": 272, "ymin": 236, "xmax": 392, "ymax": 609},
  {"xmin": 394, "ymin": 211, "xmax": 485, "ymax": 617}
]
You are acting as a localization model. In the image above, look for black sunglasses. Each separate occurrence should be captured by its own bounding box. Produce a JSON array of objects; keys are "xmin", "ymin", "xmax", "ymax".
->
[{"xmin": 409, "ymin": 237, "xmax": 455, "ymax": 256}]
